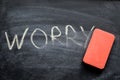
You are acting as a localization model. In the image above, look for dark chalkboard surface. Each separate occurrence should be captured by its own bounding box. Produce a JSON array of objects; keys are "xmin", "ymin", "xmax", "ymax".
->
[{"xmin": 0, "ymin": 0, "xmax": 120, "ymax": 80}]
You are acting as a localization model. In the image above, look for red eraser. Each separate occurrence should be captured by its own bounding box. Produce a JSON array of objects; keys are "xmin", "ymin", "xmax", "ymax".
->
[{"xmin": 83, "ymin": 28, "xmax": 115, "ymax": 69}]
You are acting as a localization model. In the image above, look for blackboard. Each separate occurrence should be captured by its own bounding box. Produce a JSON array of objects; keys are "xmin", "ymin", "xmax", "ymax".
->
[{"xmin": 0, "ymin": 0, "xmax": 120, "ymax": 80}]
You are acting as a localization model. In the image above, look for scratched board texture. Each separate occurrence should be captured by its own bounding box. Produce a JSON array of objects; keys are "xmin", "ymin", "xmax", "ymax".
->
[{"xmin": 0, "ymin": 0, "xmax": 120, "ymax": 80}]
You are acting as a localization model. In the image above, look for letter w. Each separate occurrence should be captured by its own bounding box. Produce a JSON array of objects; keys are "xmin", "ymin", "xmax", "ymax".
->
[{"xmin": 5, "ymin": 28, "xmax": 29, "ymax": 50}]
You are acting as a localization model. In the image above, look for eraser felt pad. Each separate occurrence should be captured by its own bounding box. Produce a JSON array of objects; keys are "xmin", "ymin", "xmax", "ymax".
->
[{"xmin": 83, "ymin": 28, "xmax": 115, "ymax": 69}]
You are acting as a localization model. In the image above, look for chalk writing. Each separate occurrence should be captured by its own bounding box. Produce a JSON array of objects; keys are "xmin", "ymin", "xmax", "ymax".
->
[{"xmin": 4, "ymin": 25, "xmax": 95, "ymax": 50}]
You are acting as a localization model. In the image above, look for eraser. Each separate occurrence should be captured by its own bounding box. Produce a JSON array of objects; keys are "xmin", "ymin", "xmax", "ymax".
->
[{"xmin": 83, "ymin": 28, "xmax": 115, "ymax": 69}]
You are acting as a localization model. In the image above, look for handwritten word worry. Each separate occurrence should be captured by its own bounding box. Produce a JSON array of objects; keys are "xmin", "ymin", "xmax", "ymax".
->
[{"xmin": 4, "ymin": 25, "xmax": 95, "ymax": 50}]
